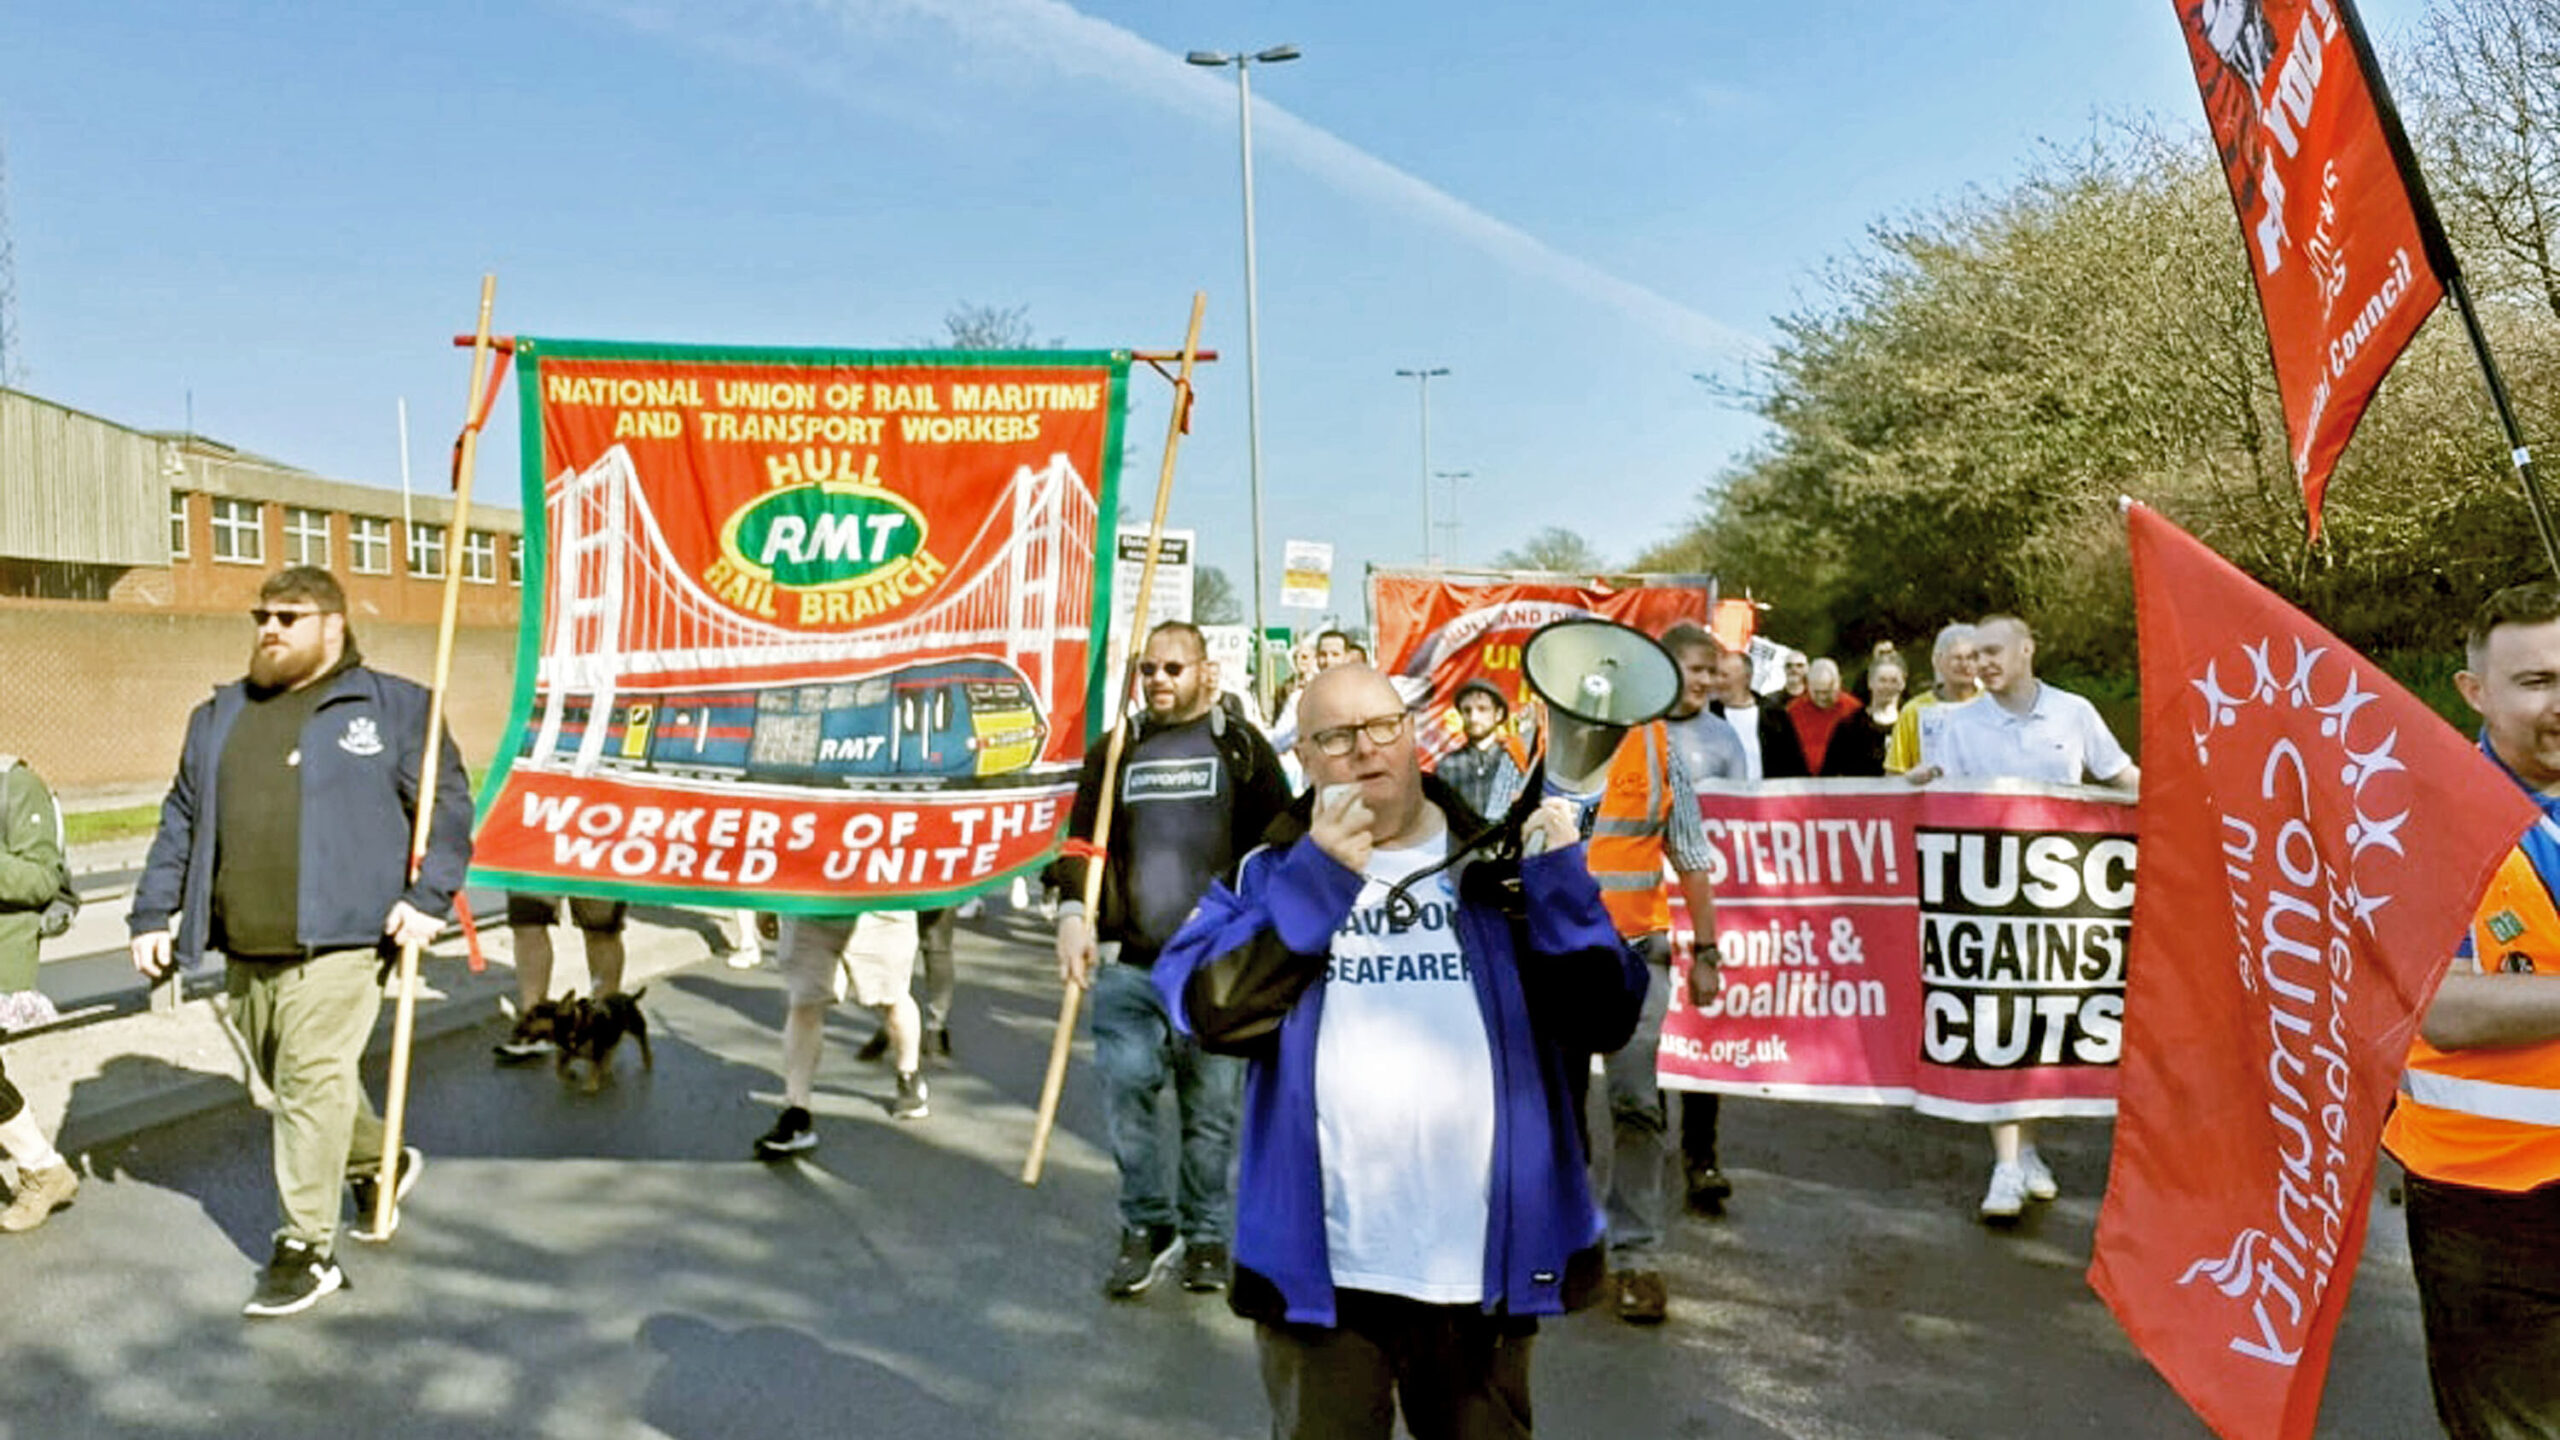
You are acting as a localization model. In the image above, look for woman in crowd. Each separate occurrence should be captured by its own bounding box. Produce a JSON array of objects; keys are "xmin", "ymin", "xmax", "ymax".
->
[{"xmin": 1823, "ymin": 648, "xmax": 1906, "ymax": 778}]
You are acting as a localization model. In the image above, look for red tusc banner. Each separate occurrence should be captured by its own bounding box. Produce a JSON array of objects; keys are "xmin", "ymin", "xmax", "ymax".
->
[
  {"xmin": 2173, "ymin": 0, "xmax": 2446, "ymax": 532},
  {"xmin": 2089, "ymin": 504, "xmax": 2531, "ymax": 1440},
  {"xmin": 1369, "ymin": 571, "xmax": 1706, "ymax": 762},
  {"xmin": 470, "ymin": 340, "xmax": 1128, "ymax": 912},
  {"xmin": 1662, "ymin": 780, "xmax": 2135, "ymax": 1120}
]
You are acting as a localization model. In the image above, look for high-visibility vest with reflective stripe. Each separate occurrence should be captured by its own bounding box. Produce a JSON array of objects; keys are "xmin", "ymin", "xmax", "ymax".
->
[
  {"xmin": 1588, "ymin": 722, "xmax": 1673, "ymax": 939},
  {"xmin": 2384, "ymin": 843, "xmax": 2560, "ymax": 1192}
]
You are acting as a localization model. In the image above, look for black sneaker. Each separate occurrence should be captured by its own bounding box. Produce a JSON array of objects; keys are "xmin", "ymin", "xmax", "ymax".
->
[
  {"xmin": 855, "ymin": 1030, "xmax": 890, "ymax": 1064},
  {"xmin": 1103, "ymin": 1226, "xmax": 1182, "ymax": 1299},
  {"xmin": 243, "ymin": 1238, "xmax": 346, "ymax": 1318},
  {"xmin": 1180, "ymin": 1240, "xmax": 1230, "ymax": 1293},
  {"xmin": 1685, "ymin": 1165, "xmax": 1733, "ymax": 1216},
  {"xmin": 890, "ymin": 1072, "xmax": 929, "ymax": 1121},
  {"xmin": 346, "ymin": 1146, "xmax": 424, "ymax": 1243},
  {"xmin": 754, "ymin": 1105, "xmax": 817, "ymax": 1160}
]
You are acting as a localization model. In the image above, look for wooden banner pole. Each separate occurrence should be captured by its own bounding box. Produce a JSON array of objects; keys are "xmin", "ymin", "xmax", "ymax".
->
[
  {"xmin": 1023, "ymin": 291, "xmax": 1207, "ymax": 1185},
  {"xmin": 371, "ymin": 274, "xmax": 497, "ymax": 1240}
]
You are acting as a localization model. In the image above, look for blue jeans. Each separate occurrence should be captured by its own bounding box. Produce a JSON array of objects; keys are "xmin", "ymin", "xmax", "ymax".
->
[{"xmin": 1091, "ymin": 960, "xmax": 1242, "ymax": 1242}]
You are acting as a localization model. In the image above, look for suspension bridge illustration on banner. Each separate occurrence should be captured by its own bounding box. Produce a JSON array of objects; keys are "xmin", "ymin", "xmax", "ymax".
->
[{"xmin": 523, "ymin": 444, "xmax": 1098, "ymax": 786}]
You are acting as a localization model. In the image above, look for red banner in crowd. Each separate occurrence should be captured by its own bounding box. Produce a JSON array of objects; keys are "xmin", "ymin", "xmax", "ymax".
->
[
  {"xmin": 2089, "ymin": 504, "xmax": 2530, "ymax": 1440},
  {"xmin": 2173, "ymin": 0, "xmax": 2446, "ymax": 532},
  {"xmin": 1369, "ymin": 570, "xmax": 1707, "ymax": 761},
  {"xmin": 470, "ymin": 340, "xmax": 1129, "ymax": 911},
  {"xmin": 1663, "ymin": 780, "xmax": 2135, "ymax": 1120}
]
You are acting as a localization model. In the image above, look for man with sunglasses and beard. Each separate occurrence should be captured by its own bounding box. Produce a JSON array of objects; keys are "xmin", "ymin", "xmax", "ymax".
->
[
  {"xmin": 1055, "ymin": 620, "xmax": 1291, "ymax": 1299},
  {"xmin": 129, "ymin": 567, "xmax": 473, "ymax": 1318}
]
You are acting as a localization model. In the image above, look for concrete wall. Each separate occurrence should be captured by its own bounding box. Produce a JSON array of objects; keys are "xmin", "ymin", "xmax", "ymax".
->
[{"xmin": 0, "ymin": 600, "xmax": 521, "ymax": 795}]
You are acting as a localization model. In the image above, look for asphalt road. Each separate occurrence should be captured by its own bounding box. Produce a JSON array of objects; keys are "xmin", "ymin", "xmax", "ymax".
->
[{"xmin": 0, "ymin": 908, "xmax": 2442, "ymax": 1439}]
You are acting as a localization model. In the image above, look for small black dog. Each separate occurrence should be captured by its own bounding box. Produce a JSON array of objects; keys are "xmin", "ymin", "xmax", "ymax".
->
[
  {"xmin": 505, "ymin": 997, "xmax": 574, "ymax": 1055},
  {"xmin": 550, "ymin": 988, "xmax": 654, "ymax": 1092}
]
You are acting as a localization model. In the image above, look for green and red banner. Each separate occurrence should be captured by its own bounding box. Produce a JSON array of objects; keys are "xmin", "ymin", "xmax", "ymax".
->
[{"xmin": 469, "ymin": 340, "xmax": 1128, "ymax": 911}]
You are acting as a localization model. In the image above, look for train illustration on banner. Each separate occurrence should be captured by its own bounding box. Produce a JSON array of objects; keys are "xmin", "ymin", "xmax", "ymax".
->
[{"xmin": 522, "ymin": 656, "xmax": 1051, "ymax": 788}]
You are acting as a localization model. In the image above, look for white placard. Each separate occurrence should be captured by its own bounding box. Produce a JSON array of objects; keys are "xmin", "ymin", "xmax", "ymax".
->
[
  {"xmin": 1112, "ymin": 527, "xmax": 1195, "ymax": 639},
  {"xmin": 1281, "ymin": 539, "xmax": 1332, "ymax": 610}
]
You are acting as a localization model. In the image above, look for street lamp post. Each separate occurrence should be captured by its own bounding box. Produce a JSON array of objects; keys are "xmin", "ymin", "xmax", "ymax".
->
[
  {"xmin": 1434, "ymin": 469, "xmax": 1471, "ymax": 564},
  {"xmin": 1394, "ymin": 366, "xmax": 1449, "ymax": 565},
  {"xmin": 1188, "ymin": 43, "xmax": 1299, "ymax": 716}
]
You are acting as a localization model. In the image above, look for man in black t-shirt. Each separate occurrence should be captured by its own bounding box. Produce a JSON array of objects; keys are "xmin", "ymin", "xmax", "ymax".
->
[
  {"xmin": 1055, "ymin": 621, "xmax": 1291, "ymax": 1300},
  {"xmin": 129, "ymin": 567, "xmax": 472, "ymax": 1318}
]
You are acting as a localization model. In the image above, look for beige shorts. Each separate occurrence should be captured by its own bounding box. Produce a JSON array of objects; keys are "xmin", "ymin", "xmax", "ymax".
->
[{"xmin": 778, "ymin": 911, "xmax": 919, "ymax": 1008}]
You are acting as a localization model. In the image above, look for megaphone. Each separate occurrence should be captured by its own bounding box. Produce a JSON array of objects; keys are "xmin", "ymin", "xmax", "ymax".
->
[{"xmin": 1522, "ymin": 617, "xmax": 1680, "ymax": 794}]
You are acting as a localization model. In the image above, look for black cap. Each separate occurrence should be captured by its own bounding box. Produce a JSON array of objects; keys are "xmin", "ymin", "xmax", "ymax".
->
[{"xmin": 1452, "ymin": 678, "xmax": 1509, "ymax": 715}]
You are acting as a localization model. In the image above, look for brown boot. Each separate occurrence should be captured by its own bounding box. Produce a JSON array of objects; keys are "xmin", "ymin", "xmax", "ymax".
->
[
  {"xmin": 0, "ymin": 1162, "xmax": 78, "ymax": 1232},
  {"xmin": 1613, "ymin": 1269, "xmax": 1668, "ymax": 1324}
]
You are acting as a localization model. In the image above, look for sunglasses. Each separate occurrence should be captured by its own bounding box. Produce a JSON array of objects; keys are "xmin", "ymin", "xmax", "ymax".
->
[
  {"xmin": 1138, "ymin": 661, "xmax": 1188, "ymax": 678},
  {"xmin": 249, "ymin": 607, "xmax": 326, "ymax": 629},
  {"xmin": 1309, "ymin": 713, "xmax": 1408, "ymax": 757}
]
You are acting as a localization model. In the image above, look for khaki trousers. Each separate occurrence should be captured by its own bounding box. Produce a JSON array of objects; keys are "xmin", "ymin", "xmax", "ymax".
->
[{"xmin": 227, "ymin": 949, "xmax": 386, "ymax": 1250}]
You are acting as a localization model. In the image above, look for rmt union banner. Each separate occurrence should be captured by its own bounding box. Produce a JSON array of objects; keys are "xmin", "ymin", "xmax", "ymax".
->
[
  {"xmin": 470, "ymin": 340, "xmax": 1130, "ymax": 911},
  {"xmin": 1661, "ymin": 780, "xmax": 2136, "ymax": 1119}
]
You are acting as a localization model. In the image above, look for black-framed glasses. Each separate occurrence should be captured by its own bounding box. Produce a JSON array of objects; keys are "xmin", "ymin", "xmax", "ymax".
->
[
  {"xmin": 1309, "ymin": 713, "xmax": 1408, "ymax": 756},
  {"xmin": 1138, "ymin": 660, "xmax": 1187, "ymax": 678},
  {"xmin": 249, "ymin": 607, "xmax": 324, "ymax": 629}
]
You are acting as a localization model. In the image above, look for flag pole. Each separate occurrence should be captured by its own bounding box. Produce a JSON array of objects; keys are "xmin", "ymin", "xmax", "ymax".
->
[
  {"xmin": 370, "ymin": 274, "xmax": 497, "ymax": 1240},
  {"xmin": 1023, "ymin": 291, "xmax": 1207, "ymax": 1186},
  {"xmin": 2333, "ymin": 0, "xmax": 2560, "ymax": 580}
]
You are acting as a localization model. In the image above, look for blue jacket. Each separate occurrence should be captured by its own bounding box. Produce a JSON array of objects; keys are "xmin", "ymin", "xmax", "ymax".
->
[
  {"xmin": 1154, "ymin": 777, "xmax": 1646, "ymax": 1326},
  {"xmin": 131, "ymin": 662, "xmax": 475, "ymax": 969}
]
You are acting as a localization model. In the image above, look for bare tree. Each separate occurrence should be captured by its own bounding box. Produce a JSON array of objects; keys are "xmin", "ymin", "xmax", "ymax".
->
[
  {"xmin": 1493, "ymin": 526, "xmax": 1609, "ymax": 574},
  {"xmin": 2409, "ymin": 0, "xmax": 2560, "ymax": 317},
  {"xmin": 941, "ymin": 302, "xmax": 1054, "ymax": 350},
  {"xmin": 1193, "ymin": 564, "xmax": 1242, "ymax": 624}
]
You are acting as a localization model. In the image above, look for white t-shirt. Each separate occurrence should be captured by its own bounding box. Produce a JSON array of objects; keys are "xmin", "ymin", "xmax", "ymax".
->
[
  {"xmin": 1932, "ymin": 680, "xmax": 2131, "ymax": 785},
  {"xmin": 1314, "ymin": 817, "xmax": 1495, "ymax": 1303},
  {"xmin": 1721, "ymin": 701, "xmax": 1766, "ymax": 782}
]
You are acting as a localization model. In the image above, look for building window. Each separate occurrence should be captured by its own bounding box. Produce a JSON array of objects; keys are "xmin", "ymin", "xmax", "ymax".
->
[
  {"xmin": 285, "ymin": 507, "xmax": 331, "ymax": 568},
  {"xmin": 350, "ymin": 516, "xmax": 392, "ymax": 575},
  {"xmin": 407, "ymin": 521, "xmax": 446, "ymax": 579},
  {"xmin": 462, "ymin": 530, "xmax": 497, "ymax": 584},
  {"xmin": 210, "ymin": 498, "xmax": 264, "ymax": 565},
  {"xmin": 169, "ymin": 493, "xmax": 190, "ymax": 559},
  {"xmin": 506, "ymin": 536, "xmax": 524, "ymax": 587}
]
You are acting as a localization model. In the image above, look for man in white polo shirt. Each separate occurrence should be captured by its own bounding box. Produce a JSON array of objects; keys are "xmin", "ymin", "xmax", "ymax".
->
[
  {"xmin": 1907, "ymin": 615, "xmax": 2135, "ymax": 792},
  {"xmin": 1906, "ymin": 613, "xmax": 2137, "ymax": 1223}
]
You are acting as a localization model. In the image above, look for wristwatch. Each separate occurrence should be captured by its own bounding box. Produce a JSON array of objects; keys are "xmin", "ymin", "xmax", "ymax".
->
[{"xmin": 1694, "ymin": 941, "xmax": 1722, "ymax": 967}]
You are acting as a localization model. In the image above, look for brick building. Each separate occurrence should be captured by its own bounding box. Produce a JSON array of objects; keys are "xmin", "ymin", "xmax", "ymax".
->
[{"xmin": 0, "ymin": 386, "xmax": 527, "ymax": 792}]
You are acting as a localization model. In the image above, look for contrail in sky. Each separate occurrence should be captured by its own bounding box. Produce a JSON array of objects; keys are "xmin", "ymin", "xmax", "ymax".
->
[{"xmin": 595, "ymin": 0, "xmax": 1762, "ymax": 359}]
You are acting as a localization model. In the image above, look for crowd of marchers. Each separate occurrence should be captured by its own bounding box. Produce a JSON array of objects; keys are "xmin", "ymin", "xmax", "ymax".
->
[{"xmin": 9, "ymin": 568, "xmax": 2560, "ymax": 1439}]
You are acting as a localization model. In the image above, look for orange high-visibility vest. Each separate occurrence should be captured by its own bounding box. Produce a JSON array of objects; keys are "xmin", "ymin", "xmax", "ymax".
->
[
  {"xmin": 2385, "ymin": 843, "xmax": 2560, "ymax": 1192},
  {"xmin": 1587, "ymin": 722, "xmax": 1674, "ymax": 940}
]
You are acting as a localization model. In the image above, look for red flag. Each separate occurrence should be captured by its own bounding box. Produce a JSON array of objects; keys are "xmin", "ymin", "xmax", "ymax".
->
[
  {"xmin": 2172, "ymin": 0, "xmax": 2447, "ymax": 534},
  {"xmin": 2090, "ymin": 504, "xmax": 2534, "ymax": 1439}
]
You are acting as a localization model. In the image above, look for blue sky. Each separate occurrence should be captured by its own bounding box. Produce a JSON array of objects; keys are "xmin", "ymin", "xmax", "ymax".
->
[{"xmin": 1, "ymin": 0, "xmax": 2429, "ymax": 630}]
